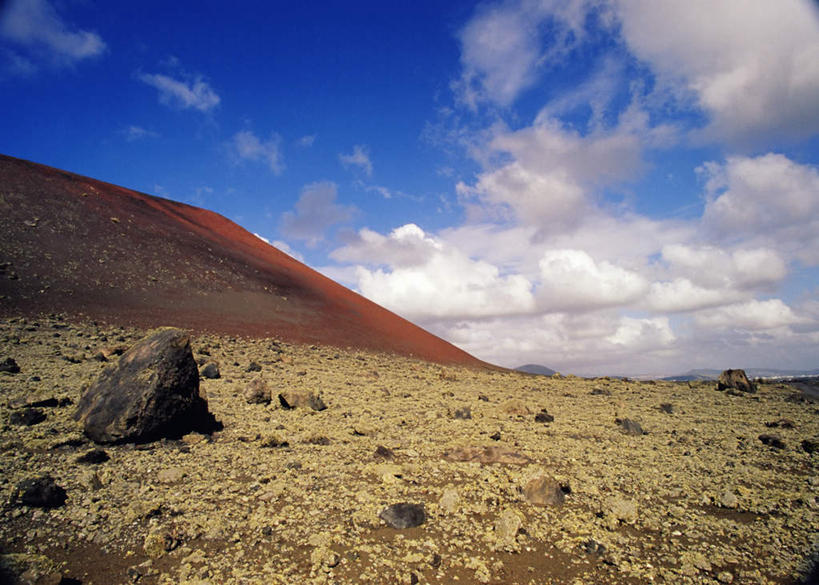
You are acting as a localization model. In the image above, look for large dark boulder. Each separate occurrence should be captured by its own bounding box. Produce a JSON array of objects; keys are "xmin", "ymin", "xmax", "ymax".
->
[
  {"xmin": 74, "ymin": 328, "xmax": 221, "ymax": 444},
  {"xmin": 717, "ymin": 369, "xmax": 756, "ymax": 393}
]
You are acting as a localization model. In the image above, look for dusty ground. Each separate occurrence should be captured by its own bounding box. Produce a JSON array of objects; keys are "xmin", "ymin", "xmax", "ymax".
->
[{"xmin": 1, "ymin": 315, "xmax": 817, "ymax": 585}]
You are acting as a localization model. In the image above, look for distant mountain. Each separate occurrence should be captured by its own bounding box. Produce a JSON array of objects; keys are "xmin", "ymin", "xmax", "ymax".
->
[
  {"xmin": 515, "ymin": 364, "xmax": 557, "ymax": 376},
  {"xmin": 662, "ymin": 368, "xmax": 819, "ymax": 382}
]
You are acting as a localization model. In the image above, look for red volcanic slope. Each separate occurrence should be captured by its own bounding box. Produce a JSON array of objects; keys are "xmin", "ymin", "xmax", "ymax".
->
[{"xmin": 0, "ymin": 154, "xmax": 487, "ymax": 367}]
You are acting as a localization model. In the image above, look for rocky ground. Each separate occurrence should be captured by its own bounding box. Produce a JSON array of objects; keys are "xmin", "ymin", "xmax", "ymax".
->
[{"xmin": 1, "ymin": 314, "xmax": 817, "ymax": 585}]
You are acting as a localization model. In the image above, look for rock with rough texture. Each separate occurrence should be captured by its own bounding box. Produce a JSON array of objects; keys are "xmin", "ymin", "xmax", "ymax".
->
[
  {"xmin": 617, "ymin": 418, "xmax": 645, "ymax": 435},
  {"xmin": 9, "ymin": 407, "xmax": 46, "ymax": 426},
  {"xmin": 76, "ymin": 449, "xmax": 109, "ymax": 464},
  {"xmin": 244, "ymin": 377, "xmax": 271, "ymax": 404},
  {"xmin": 717, "ymin": 369, "xmax": 756, "ymax": 393},
  {"xmin": 443, "ymin": 445, "xmax": 532, "ymax": 465},
  {"xmin": 452, "ymin": 406, "xmax": 472, "ymax": 419},
  {"xmin": 379, "ymin": 503, "xmax": 426, "ymax": 529},
  {"xmin": 494, "ymin": 509, "xmax": 522, "ymax": 544},
  {"xmin": 802, "ymin": 439, "xmax": 818, "ymax": 454},
  {"xmin": 199, "ymin": 361, "xmax": 220, "ymax": 379},
  {"xmin": 758, "ymin": 434, "xmax": 785, "ymax": 449},
  {"xmin": 73, "ymin": 328, "xmax": 220, "ymax": 444},
  {"xmin": 278, "ymin": 389, "xmax": 326, "ymax": 411},
  {"xmin": 0, "ymin": 357, "xmax": 20, "ymax": 373},
  {"xmin": 523, "ymin": 474, "xmax": 565, "ymax": 507},
  {"xmin": 14, "ymin": 476, "xmax": 67, "ymax": 508},
  {"xmin": 534, "ymin": 409, "xmax": 554, "ymax": 423}
]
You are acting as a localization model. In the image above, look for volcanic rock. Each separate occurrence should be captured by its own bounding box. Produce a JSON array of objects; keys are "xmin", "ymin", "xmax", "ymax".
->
[
  {"xmin": 14, "ymin": 475, "xmax": 67, "ymax": 508},
  {"xmin": 199, "ymin": 361, "xmax": 220, "ymax": 379},
  {"xmin": 758, "ymin": 434, "xmax": 785, "ymax": 449},
  {"xmin": 452, "ymin": 406, "xmax": 472, "ymax": 420},
  {"xmin": 244, "ymin": 377, "xmax": 271, "ymax": 404},
  {"xmin": 0, "ymin": 357, "xmax": 20, "ymax": 373},
  {"xmin": 9, "ymin": 407, "xmax": 46, "ymax": 426},
  {"xmin": 717, "ymin": 369, "xmax": 756, "ymax": 394},
  {"xmin": 534, "ymin": 409, "xmax": 554, "ymax": 423},
  {"xmin": 523, "ymin": 474, "xmax": 565, "ymax": 507},
  {"xmin": 278, "ymin": 389, "xmax": 326, "ymax": 411},
  {"xmin": 379, "ymin": 503, "xmax": 426, "ymax": 529},
  {"xmin": 617, "ymin": 418, "xmax": 645, "ymax": 435},
  {"xmin": 802, "ymin": 439, "xmax": 818, "ymax": 454},
  {"xmin": 73, "ymin": 328, "xmax": 220, "ymax": 444},
  {"xmin": 246, "ymin": 361, "xmax": 262, "ymax": 372},
  {"xmin": 76, "ymin": 448, "xmax": 109, "ymax": 464}
]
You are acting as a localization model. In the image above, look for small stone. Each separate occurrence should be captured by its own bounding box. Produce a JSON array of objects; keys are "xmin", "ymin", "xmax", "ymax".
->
[
  {"xmin": 443, "ymin": 445, "xmax": 532, "ymax": 465},
  {"xmin": 758, "ymin": 434, "xmax": 785, "ymax": 449},
  {"xmin": 605, "ymin": 497, "xmax": 637, "ymax": 526},
  {"xmin": 246, "ymin": 361, "xmax": 262, "ymax": 372},
  {"xmin": 9, "ymin": 407, "xmax": 46, "ymax": 426},
  {"xmin": 719, "ymin": 490, "xmax": 738, "ymax": 509},
  {"xmin": 439, "ymin": 488, "xmax": 459, "ymax": 514},
  {"xmin": 494, "ymin": 509, "xmax": 522, "ymax": 544},
  {"xmin": 802, "ymin": 439, "xmax": 818, "ymax": 454},
  {"xmin": 453, "ymin": 406, "xmax": 472, "ymax": 420},
  {"xmin": 76, "ymin": 448, "xmax": 110, "ymax": 464},
  {"xmin": 199, "ymin": 361, "xmax": 220, "ymax": 379},
  {"xmin": 616, "ymin": 418, "xmax": 644, "ymax": 435},
  {"xmin": 659, "ymin": 403, "xmax": 675, "ymax": 414},
  {"xmin": 0, "ymin": 357, "xmax": 20, "ymax": 373},
  {"xmin": 379, "ymin": 503, "xmax": 426, "ymax": 529},
  {"xmin": 244, "ymin": 377, "xmax": 271, "ymax": 404},
  {"xmin": 534, "ymin": 409, "xmax": 554, "ymax": 423},
  {"xmin": 765, "ymin": 418, "xmax": 794, "ymax": 428},
  {"xmin": 14, "ymin": 475, "xmax": 67, "ymax": 508},
  {"xmin": 523, "ymin": 474, "xmax": 565, "ymax": 507},
  {"xmin": 374, "ymin": 445, "xmax": 395, "ymax": 459},
  {"xmin": 143, "ymin": 529, "xmax": 177, "ymax": 559},
  {"xmin": 157, "ymin": 467, "xmax": 185, "ymax": 483},
  {"xmin": 717, "ymin": 571, "xmax": 734, "ymax": 583},
  {"xmin": 278, "ymin": 389, "xmax": 326, "ymax": 411}
]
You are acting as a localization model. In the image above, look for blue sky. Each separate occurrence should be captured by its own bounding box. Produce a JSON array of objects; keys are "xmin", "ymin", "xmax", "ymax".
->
[{"xmin": 2, "ymin": 0, "xmax": 819, "ymax": 376}]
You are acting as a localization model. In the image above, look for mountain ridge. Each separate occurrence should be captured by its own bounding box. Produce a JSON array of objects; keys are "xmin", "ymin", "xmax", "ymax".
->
[{"xmin": 0, "ymin": 154, "xmax": 488, "ymax": 367}]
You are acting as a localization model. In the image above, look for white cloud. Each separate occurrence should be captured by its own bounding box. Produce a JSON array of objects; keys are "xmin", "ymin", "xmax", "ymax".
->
[
  {"xmin": 457, "ymin": 118, "xmax": 643, "ymax": 228},
  {"xmin": 332, "ymin": 223, "xmax": 535, "ymax": 319},
  {"xmin": 660, "ymin": 244, "xmax": 787, "ymax": 290},
  {"xmin": 0, "ymin": 0, "xmax": 105, "ymax": 65},
  {"xmin": 701, "ymin": 154, "xmax": 819, "ymax": 264},
  {"xmin": 123, "ymin": 125, "xmax": 159, "ymax": 142},
  {"xmin": 537, "ymin": 249, "xmax": 648, "ymax": 311},
  {"xmin": 645, "ymin": 279, "xmax": 744, "ymax": 313},
  {"xmin": 614, "ymin": 0, "xmax": 819, "ymax": 144},
  {"xmin": 138, "ymin": 72, "xmax": 220, "ymax": 112},
  {"xmin": 694, "ymin": 299, "xmax": 802, "ymax": 331},
  {"xmin": 296, "ymin": 134, "xmax": 316, "ymax": 147},
  {"xmin": 453, "ymin": 0, "xmax": 592, "ymax": 108},
  {"xmin": 280, "ymin": 182, "xmax": 355, "ymax": 248},
  {"xmin": 229, "ymin": 130, "xmax": 284, "ymax": 174},
  {"xmin": 339, "ymin": 145, "xmax": 373, "ymax": 176},
  {"xmin": 605, "ymin": 316, "xmax": 675, "ymax": 348}
]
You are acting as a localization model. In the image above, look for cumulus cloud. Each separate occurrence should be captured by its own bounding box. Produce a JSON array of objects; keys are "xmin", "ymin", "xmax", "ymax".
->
[
  {"xmin": 0, "ymin": 0, "xmax": 105, "ymax": 65},
  {"xmin": 332, "ymin": 223, "xmax": 535, "ymax": 319},
  {"xmin": 229, "ymin": 130, "xmax": 284, "ymax": 174},
  {"xmin": 138, "ymin": 72, "xmax": 220, "ymax": 112},
  {"xmin": 280, "ymin": 182, "xmax": 356, "ymax": 248},
  {"xmin": 660, "ymin": 244, "xmax": 787, "ymax": 290},
  {"xmin": 701, "ymin": 154, "xmax": 819, "ymax": 264},
  {"xmin": 537, "ymin": 249, "xmax": 648, "ymax": 311},
  {"xmin": 339, "ymin": 145, "xmax": 373, "ymax": 176},
  {"xmin": 614, "ymin": 0, "xmax": 819, "ymax": 145},
  {"xmin": 694, "ymin": 299, "xmax": 802, "ymax": 331},
  {"xmin": 297, "ymin": 134, "xmax": 316, "ymax": 147},
  {"xmin": 457, "ymin": 118, "xmax": 644, "ymax": 228}
]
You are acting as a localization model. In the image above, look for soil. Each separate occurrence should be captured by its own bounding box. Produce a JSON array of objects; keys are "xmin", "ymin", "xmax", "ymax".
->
[{"xmin": 1, "ymin": 315, "xmax": 818, "ymax": 585}]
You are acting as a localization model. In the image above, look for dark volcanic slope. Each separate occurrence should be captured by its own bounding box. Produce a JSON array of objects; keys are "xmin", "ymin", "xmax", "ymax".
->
[{"xmin": 0, "ymin": 154, "xmax": 485, "ymax": 366}]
